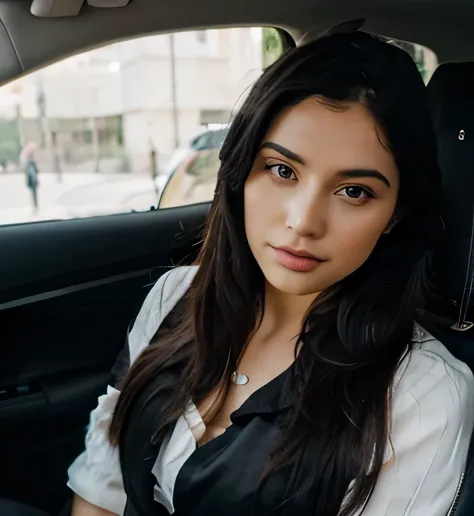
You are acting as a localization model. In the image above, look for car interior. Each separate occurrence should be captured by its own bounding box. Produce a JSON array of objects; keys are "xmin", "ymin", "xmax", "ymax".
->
[{"xmin": 0, "ymin": 1, "xmax": 473, "ymax": 515}]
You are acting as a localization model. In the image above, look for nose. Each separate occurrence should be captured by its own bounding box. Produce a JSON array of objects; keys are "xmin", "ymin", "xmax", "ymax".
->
[{"xmin": 286, "ymin": 189, "xmax": 327, "ymax": 238}]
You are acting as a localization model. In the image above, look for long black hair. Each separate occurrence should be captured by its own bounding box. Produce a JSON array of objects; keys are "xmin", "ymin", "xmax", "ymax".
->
[{"xmin": 110, "ymin": 31, "xmax": 441, "ymax": 515}]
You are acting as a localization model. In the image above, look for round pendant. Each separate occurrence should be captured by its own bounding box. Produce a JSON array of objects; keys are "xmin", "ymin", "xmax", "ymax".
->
[{"xmin": 231, "ymin": 371, "xmax": 249, "ymax": 385}]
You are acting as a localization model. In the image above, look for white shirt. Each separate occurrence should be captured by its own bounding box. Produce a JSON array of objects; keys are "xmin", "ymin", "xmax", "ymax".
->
[{"xmin": 67, "ymin": 266, "xmax": 474, "ymax": 515}]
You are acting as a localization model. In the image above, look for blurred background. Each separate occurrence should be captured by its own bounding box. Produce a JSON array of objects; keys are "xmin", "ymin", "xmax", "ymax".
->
[{"xmin": 0, "ymin": 28, "xmax": 436, "ymax": 225}]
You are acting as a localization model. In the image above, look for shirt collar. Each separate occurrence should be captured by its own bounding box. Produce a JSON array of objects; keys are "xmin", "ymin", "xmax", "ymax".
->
[
  {"xmin": 230, "ymin": 365, "xmax": 294, "ymax": 423},
  {"xmin": 230, "ymin": 323, "xmax": 420, "ymax": 423}
]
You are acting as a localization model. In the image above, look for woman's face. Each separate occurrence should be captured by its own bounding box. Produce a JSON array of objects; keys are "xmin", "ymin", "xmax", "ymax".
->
[{"xmin": 244, "ymin": 97, "xmax": 400, "ymax": 296}]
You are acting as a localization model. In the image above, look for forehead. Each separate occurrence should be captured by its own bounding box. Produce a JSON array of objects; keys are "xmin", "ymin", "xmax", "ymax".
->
[{"xmin": 263, "ymin": 97, "xmax": 398, "ymax": 175}]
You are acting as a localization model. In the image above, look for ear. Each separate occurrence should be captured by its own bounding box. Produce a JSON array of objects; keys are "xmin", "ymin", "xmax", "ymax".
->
[{"xmin": 383, "ymin": 216, "xmax": 398, "ymax": 235}]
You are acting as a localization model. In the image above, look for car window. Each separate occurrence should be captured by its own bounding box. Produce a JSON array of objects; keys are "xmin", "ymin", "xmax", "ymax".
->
[
  {"xmin": 0, "ymin": 31, "xmax": 436, "ymax": 222},
  {"xmin": 0, "ymin": 28, "xmax": 287, "ymax": 225},
  {"xmin": 192, "ymin": 133, "xmax": 212, "ymax": 151}
]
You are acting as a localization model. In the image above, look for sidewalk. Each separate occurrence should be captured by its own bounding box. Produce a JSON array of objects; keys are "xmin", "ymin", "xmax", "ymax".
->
[{"xmin": 0, "ymin": 172, "xmax": 160, "ymax": 225}]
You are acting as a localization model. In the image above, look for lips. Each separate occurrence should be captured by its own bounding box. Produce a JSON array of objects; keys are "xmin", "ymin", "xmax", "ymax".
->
[
  {"xmin": 277, "ymin": 247, "xmax": 320, "ymax": 260},
  {"xmin": 272, "ymin": 246, "xmax": 324, "ymax": 272}
]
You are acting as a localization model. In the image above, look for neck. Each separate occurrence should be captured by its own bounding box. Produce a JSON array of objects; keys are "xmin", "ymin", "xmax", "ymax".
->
[{"xmin": 257, "ymin": 280, "xmax": 318, "ymax": 341}]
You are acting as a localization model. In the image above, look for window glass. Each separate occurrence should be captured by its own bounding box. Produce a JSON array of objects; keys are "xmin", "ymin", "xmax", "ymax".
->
[{"xmin": 0, "ymin": 27, "xmax": 287, "ymax": 224}]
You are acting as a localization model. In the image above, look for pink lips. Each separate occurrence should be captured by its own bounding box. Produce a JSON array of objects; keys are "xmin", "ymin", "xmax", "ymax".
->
[{"xmin": 272, "ymin": 246, "xmax": 324, "ymax": 272}]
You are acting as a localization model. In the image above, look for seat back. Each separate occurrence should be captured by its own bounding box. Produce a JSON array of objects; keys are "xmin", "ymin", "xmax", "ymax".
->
[{"xmin": 427, "ymin": 62, "xmax": 474, "ymax": 515}]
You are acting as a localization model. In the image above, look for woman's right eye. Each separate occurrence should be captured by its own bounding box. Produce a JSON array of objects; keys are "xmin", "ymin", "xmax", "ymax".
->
[{"xmin": 265, "ymin": 164, "xmax": 296, "ymax": 181}]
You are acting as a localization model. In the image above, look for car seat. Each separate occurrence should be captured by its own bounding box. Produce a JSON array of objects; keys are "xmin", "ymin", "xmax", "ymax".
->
[{"xmin": 426, "ymin": 62, "xmax": 474, "ymax": 515}]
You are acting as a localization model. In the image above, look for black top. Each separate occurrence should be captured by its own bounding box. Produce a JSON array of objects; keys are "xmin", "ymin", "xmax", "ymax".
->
[
  {"xmin": 118, "ymin": 301, "xmax": 346, "ymax": 516},
  {"xmin": 120, "ymin": 364, "xmax": 316, "ymax": 516},
  {"xmin": 173, "ymin": 368, "xmax": 295, "ymax": 516}
]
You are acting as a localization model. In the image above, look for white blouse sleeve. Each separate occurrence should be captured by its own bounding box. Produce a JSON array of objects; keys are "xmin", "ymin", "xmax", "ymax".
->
[
  {"xmin": 67, "ymin": 386, "xmax": 125, "ymax": 514},
  {"xmin": 360, "ymin": 343, "xmax": 474, "ymax": 515},
  {"xmin": 67, "ymin": 268, "xmax": 183, "ymax": 515}
]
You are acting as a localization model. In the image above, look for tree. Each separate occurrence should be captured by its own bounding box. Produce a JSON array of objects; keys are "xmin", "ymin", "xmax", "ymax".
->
[{"xmin": 262, "ymin": 28, "xmax": 284, "ymax": 68}]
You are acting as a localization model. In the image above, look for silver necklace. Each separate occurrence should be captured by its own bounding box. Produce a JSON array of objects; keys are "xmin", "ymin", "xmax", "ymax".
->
[{"xmin": 231, "ymin": 371, "xmax": 249, "ymax": 385}]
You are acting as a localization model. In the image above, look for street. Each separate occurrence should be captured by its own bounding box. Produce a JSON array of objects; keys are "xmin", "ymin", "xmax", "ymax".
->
[{"xmin": 0, "ymin": 172, "xmax": 162, "ymax": 225}]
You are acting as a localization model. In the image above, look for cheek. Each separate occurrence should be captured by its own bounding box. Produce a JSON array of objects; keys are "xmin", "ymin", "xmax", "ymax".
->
[
  {"xmin": 244, "ymin": 178, "xmax": 261, "ymax": 248},
  {"xmin": 244, "ymin": 174, "xmax": 277, "ymax": 244},
  {"xmin": 332, "ymin": 205, "xmax": 394, "ymax": 260}
]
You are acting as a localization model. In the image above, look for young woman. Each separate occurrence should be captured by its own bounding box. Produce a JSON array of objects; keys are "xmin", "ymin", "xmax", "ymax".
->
[{"xmin": 68, "ymin": 31, "xmax": 474, "ymax": 516}]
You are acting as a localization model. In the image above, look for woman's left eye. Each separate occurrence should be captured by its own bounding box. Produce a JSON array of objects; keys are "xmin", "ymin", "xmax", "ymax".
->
[
  {"xmin": 265, "ymin": 164, "xmax": 296, "ymax": 181},
  {"xmin": 337, "ymin": 186, "xmax": 373, "ymax": 201}
]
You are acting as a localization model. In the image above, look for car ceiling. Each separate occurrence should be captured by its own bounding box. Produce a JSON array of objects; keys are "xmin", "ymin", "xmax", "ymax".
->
[{"xmin": 0, "ymin": 0, "xmax": 472, "ymax": 87}]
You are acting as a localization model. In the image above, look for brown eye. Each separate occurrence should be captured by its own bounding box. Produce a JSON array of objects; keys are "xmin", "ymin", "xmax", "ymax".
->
[
  {"xmin": 346, "ymin": 186, "xmax": 365, "ymax": 198},
  {"xmin": 266, "ymin": 164, "xmax": 296, "ymax": 181},
  {"xmin": 336, "ymin": 186, "xmax": 374, "ymax": 202}
]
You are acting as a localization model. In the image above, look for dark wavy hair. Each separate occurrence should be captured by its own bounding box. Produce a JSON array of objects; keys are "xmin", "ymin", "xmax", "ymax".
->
[{"xmin": 110, "ymin": 31, "xmax": 441, "ymax": 515}]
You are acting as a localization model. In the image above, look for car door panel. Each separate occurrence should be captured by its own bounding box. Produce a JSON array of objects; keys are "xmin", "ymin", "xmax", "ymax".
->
[
  {"xmin": 0, "ymin": 204, "xmax": 207, "ymax": 302},
  {"xmin": 0, "ymin": 203, "xmax": 208, "ymax": 514}
]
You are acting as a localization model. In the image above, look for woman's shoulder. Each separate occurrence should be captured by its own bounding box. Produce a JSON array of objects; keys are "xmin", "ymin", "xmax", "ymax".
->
[
  {"xmin": 393, "ymin": 322, "xmax": 474, "ymax": 415},
  {"xmin": 368, "ymin": 326, "xmax": 474, "ymax": 515},
  {"xmin": 155, "ymin": 265, "xmax": 199, "ymax": 311},
  {"xmin": 141, "ymin": 265, "xmax": 198, "ymax": 316},
  {"xmin": 128, "ymin": 265, "xmax": 198, "ymax": 363}
]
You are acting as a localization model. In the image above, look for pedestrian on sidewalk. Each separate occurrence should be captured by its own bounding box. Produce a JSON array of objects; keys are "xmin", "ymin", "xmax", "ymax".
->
[{"xmin": 20, "ymin": 142, "xmax": 40, "ymax": 211}]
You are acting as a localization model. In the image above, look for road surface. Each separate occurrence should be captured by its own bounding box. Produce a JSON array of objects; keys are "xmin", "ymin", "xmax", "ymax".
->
[{"xmin": 0, "ymin": 172, "xmax": 162, "ymax": 225}]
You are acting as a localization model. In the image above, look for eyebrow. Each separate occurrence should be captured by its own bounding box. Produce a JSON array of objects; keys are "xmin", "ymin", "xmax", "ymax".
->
[
  {"xmin": 260, "ymin": 142, "xmax": 391, "ymax": 187},
  {"xmin": 337, "ymin": 169, "xmax": 391, "ymax": 188},
  {"xmin": 259, "ymin": 142, "xmax": 305, "ymax": 165}
]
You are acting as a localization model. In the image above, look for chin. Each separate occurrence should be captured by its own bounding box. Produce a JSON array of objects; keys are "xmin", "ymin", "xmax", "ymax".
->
[{"xmin": 263, "ymin": 265, "xmax": 327, "ymax": 296}]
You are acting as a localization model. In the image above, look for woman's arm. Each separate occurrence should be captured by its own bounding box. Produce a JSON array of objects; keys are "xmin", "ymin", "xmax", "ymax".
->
[
  {"xmin": 67, "ymin": 386, "xmax": 126, "ymax": 514},
  {"xmin": 67, "ymin": 268, "xmax": 191, "ymax": 515},
  {"xmin": 359, "ymin": 345, "xmax": 474, "ymax": 515},
  {"xmin": 71, "ymin": 495, "xmax": 118, "ymax": 516}
]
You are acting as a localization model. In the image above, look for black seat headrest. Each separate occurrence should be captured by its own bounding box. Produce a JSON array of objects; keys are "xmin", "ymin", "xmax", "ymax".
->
[
  {"xmin": 427, "ymin": 63, "xmax": 474, "ymax": 330},
  {"xmin": 427, "ymin": 65, "xmax": 474, "ymax": 514}
]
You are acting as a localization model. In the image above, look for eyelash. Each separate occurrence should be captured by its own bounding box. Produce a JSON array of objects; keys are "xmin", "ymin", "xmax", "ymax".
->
[
  {"xmin": 264, "ymin": 163, "xmax": 375, "ymax": 201},
  {"xmin": 336, "ymin": 185, "xmax": 375, "ymax": 202},
  {"xmin": 264, "ymin": 163, "xmax": 297, "ymax": 181}
]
